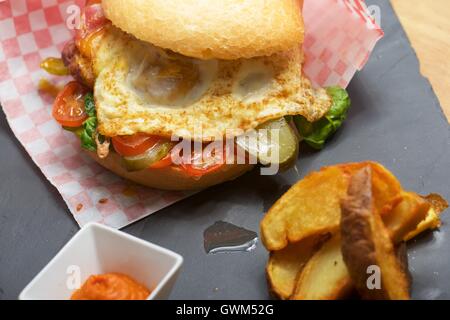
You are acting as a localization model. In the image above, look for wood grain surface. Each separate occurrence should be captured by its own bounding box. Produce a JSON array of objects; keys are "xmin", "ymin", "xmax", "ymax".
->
[{"xmin": 391, "ymin": 0, "xmax": 450, "ymax": 121}]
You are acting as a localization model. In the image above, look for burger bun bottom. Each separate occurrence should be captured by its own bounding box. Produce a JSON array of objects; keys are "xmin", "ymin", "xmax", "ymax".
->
[{"xmin": 87, "ymin": 151, "xmax": 254, "ymax": 191}]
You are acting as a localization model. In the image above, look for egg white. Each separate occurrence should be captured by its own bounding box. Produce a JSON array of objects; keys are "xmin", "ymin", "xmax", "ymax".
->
[{"xmin": 93, "ymin": 25, "xmax": 331, "ymax": 141}]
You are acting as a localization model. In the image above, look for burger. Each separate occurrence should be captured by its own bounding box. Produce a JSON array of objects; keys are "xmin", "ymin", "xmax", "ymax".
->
[{"xmin": 43, "ymin": 0, "xmax": 350, "ymax": 190}]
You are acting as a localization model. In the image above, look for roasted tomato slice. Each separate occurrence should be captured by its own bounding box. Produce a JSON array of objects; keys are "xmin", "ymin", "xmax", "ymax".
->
[
  {"xmin": 148, "ymin": 153, "xmax": 173, "ymax": 169},
  {"xmin": 181, "ymin": 144, "xmax": 228, "ymax": 177},
  {"xmin": 112, "ymin": 134, "xmax": 163, "ymax": 157},
  {"xmin": 86, "ymin": 0, "xmax": 102, "ymax": 5},
  {"xmin": 52, "ymin": 81, "xmax": 89, "ymax": 127}
]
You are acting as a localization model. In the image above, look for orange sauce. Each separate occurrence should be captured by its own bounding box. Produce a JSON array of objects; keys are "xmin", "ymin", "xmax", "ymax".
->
[
  {"xmin": 71, "ymin": 273, "xmax": 151, "ymax": 300},
  {"xmin": 122, "ymin": 185, "xmax": 138, "ymax": 197},
  {"xmin": 38, "ymin": 79, "xmax": 62, "ymax": 98}
]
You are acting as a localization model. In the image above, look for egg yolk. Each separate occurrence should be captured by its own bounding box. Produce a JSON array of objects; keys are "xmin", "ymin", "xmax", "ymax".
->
[{"xmin": 131, "ymin": 54, "xmax": 200, "ymax": 105}]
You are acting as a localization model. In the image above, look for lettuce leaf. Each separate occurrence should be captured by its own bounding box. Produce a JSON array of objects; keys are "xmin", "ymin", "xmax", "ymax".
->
[
  {"xmin": 80, "ymin": 116, "xmax": 97, "ymax": 151},
  {"xmin": 294, "ymin": 86, "xmax": 350, "ymax": 150},
  {"xmin": 80, "ymin": 93, "xmax": 99, "ymax": 151},
  {"xmin": 84, "ymin": 92, "xmax": 96, "ymax": 117}
]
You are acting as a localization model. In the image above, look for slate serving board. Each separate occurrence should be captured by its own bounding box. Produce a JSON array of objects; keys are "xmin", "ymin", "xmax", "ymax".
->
[{"xmin": 0, "ymin": 0, "xmax": 449, "ymax": 300}]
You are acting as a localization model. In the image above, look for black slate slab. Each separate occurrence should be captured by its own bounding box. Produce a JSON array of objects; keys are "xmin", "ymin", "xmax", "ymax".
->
[{"xmin": 0, "ymin": 0, "xmax": 449, "ymax": 299}]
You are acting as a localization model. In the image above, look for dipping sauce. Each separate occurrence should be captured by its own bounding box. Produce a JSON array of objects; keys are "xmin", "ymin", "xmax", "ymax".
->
[{"xmin": 71, "ymin": 273, "xmax": 150, "ymax": 300}]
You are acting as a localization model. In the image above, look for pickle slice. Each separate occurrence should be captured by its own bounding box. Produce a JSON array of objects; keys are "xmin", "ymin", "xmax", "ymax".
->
[
  {"xmin": 122, "ymin": 142, "xmax": 173, "ymax": 172},
  {"xmin": 237, "ymin": 117, "xmax": 299, "ymax": 170},
  {"xmin": 40, "ymin": 57, "xmax": 69, "ymax": 76}
]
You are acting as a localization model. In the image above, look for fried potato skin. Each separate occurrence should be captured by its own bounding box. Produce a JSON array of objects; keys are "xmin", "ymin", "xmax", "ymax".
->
[
  {"xmin": 425, "ymin": 193, "xmax": 449, "ymax": 214},
  {"xmin": 337, "ymin": 161, "xmax": 402, "ymax": 215},
  {"xmin": 384, "ymin": 192, "xmax": 430, "ymax": 243},
  {"xmin": 396, "ymin": 243, "xmax": 412, "ymax": 290},
  {"xmin": 340, "ymin": 167, "xmax": 410, "ymax": 300},
  {"xmin": 404, "ymin": 194, "xmax": 448, "ymax": 240}
]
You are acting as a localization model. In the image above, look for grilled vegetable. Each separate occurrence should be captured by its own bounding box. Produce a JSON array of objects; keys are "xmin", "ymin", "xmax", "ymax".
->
[
  {"xmin": 40, "ymin": 57, "xmax": 70, "ymax": 76},
  {"xmin": 52, "ymin": 81, "xmax": 89, "ymax": 128},
  {"xmin": 112, "ymin": 134, "xmax": 163, "ymax": 158},
  {"xmin": 180, "ymin": 146, "xmax": 228, "ymax": 177},
  {"xmin": 122, "ymin": 142, "xmax": 173, "ymax": 172}
]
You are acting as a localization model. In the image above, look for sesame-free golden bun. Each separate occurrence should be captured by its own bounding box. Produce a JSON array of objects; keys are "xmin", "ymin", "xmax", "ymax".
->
[
  {"xmin": 102, "ymin": 0, "xmax": 305, "ymax": 60},
  {"xmin": 87, "ymin": 151, "xmax": 254, "ymax": 191}
]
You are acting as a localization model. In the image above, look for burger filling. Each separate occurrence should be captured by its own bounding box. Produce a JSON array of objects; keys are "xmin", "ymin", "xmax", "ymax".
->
[{"xmin": 42, "ymin": 1, "xmax": 350, "ymax": 178}]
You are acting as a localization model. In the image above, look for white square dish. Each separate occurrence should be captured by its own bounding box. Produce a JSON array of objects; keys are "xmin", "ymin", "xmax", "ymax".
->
[{"xmin": 19, "ymin": 222, "xmax": 183, "ymax": 300}]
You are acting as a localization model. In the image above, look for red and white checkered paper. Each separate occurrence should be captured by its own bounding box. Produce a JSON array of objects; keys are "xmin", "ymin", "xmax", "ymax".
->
[
  {"xmin": 0, "ymin": 0, "xmax": 383, "ymax": 229},
  {"xmin": 303, "ymin": 0, "xmax": 384, "ymax": 88}
]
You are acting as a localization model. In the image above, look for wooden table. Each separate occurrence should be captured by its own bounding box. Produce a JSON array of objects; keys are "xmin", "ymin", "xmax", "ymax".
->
[{"xmin": 392, "ymin": 0, "xmax": 450, "ymax": 121}]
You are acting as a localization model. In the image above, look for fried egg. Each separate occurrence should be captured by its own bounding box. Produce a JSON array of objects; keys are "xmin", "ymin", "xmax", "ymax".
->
[{"xmin": 93, "ymin": 26, "xmax": 331, "ymax": 141}]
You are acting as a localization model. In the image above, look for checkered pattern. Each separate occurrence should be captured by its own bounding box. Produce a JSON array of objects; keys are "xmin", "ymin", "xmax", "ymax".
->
[
  {"xmin": 0, "ymin": 0, "xmax": 383, "ymax": 229},
  {"xmin": 0, "ymin": 0, "xmax": 192, "ymax": 228},
  {"xmin": 303, "ymin": 0, "xmax": 383, "ymax": 88}
]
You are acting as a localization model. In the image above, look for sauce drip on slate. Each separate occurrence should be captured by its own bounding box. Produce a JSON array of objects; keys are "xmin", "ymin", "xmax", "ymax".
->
[{"xmin": 203, "ymin": 221, "xmax": 258, "ymax": 254}]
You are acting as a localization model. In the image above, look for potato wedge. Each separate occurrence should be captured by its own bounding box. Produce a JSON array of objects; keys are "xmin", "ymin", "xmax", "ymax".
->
[
  {"xmin": 404, "ymin": 208, "xmax": 440, "ymax": 241},
  {"xmin": 261, "ymin": 161, "xmax": 402, "ymax": 251},
  {"xmin": 266, "ymin": 235, "xmax": 327, "ymax": 300},
  {"xmin": 289, "ymin": 189, "xmax": 433, "ymax": 300},
  {"xmin": 404, "ymin": 193, "xmax": 448, "ymax": 241},
  {"xmin": 290, "ymin": 234, "xmax": 353, "ymax": 300},
  {"xmin": 340, "ymin": 166, "xmax": 410, "ymax": 300},
  {"xmin": 337, "ymin": 162, "xmax": 402, "ymax": 214},
  {"xmin": 396, "ymin": 243, "xmax": 412, "ymax": 289},
  {"xmin": 263, "ymin": 161, "xmax": 446, "ymax": 300},
  {"xmin": 384, "ymin": 192, "xmax": 430, "ymax": 243},
  {"xmin": 261, "ymin": 165, "xmax": 348, "ymax": 251}
]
